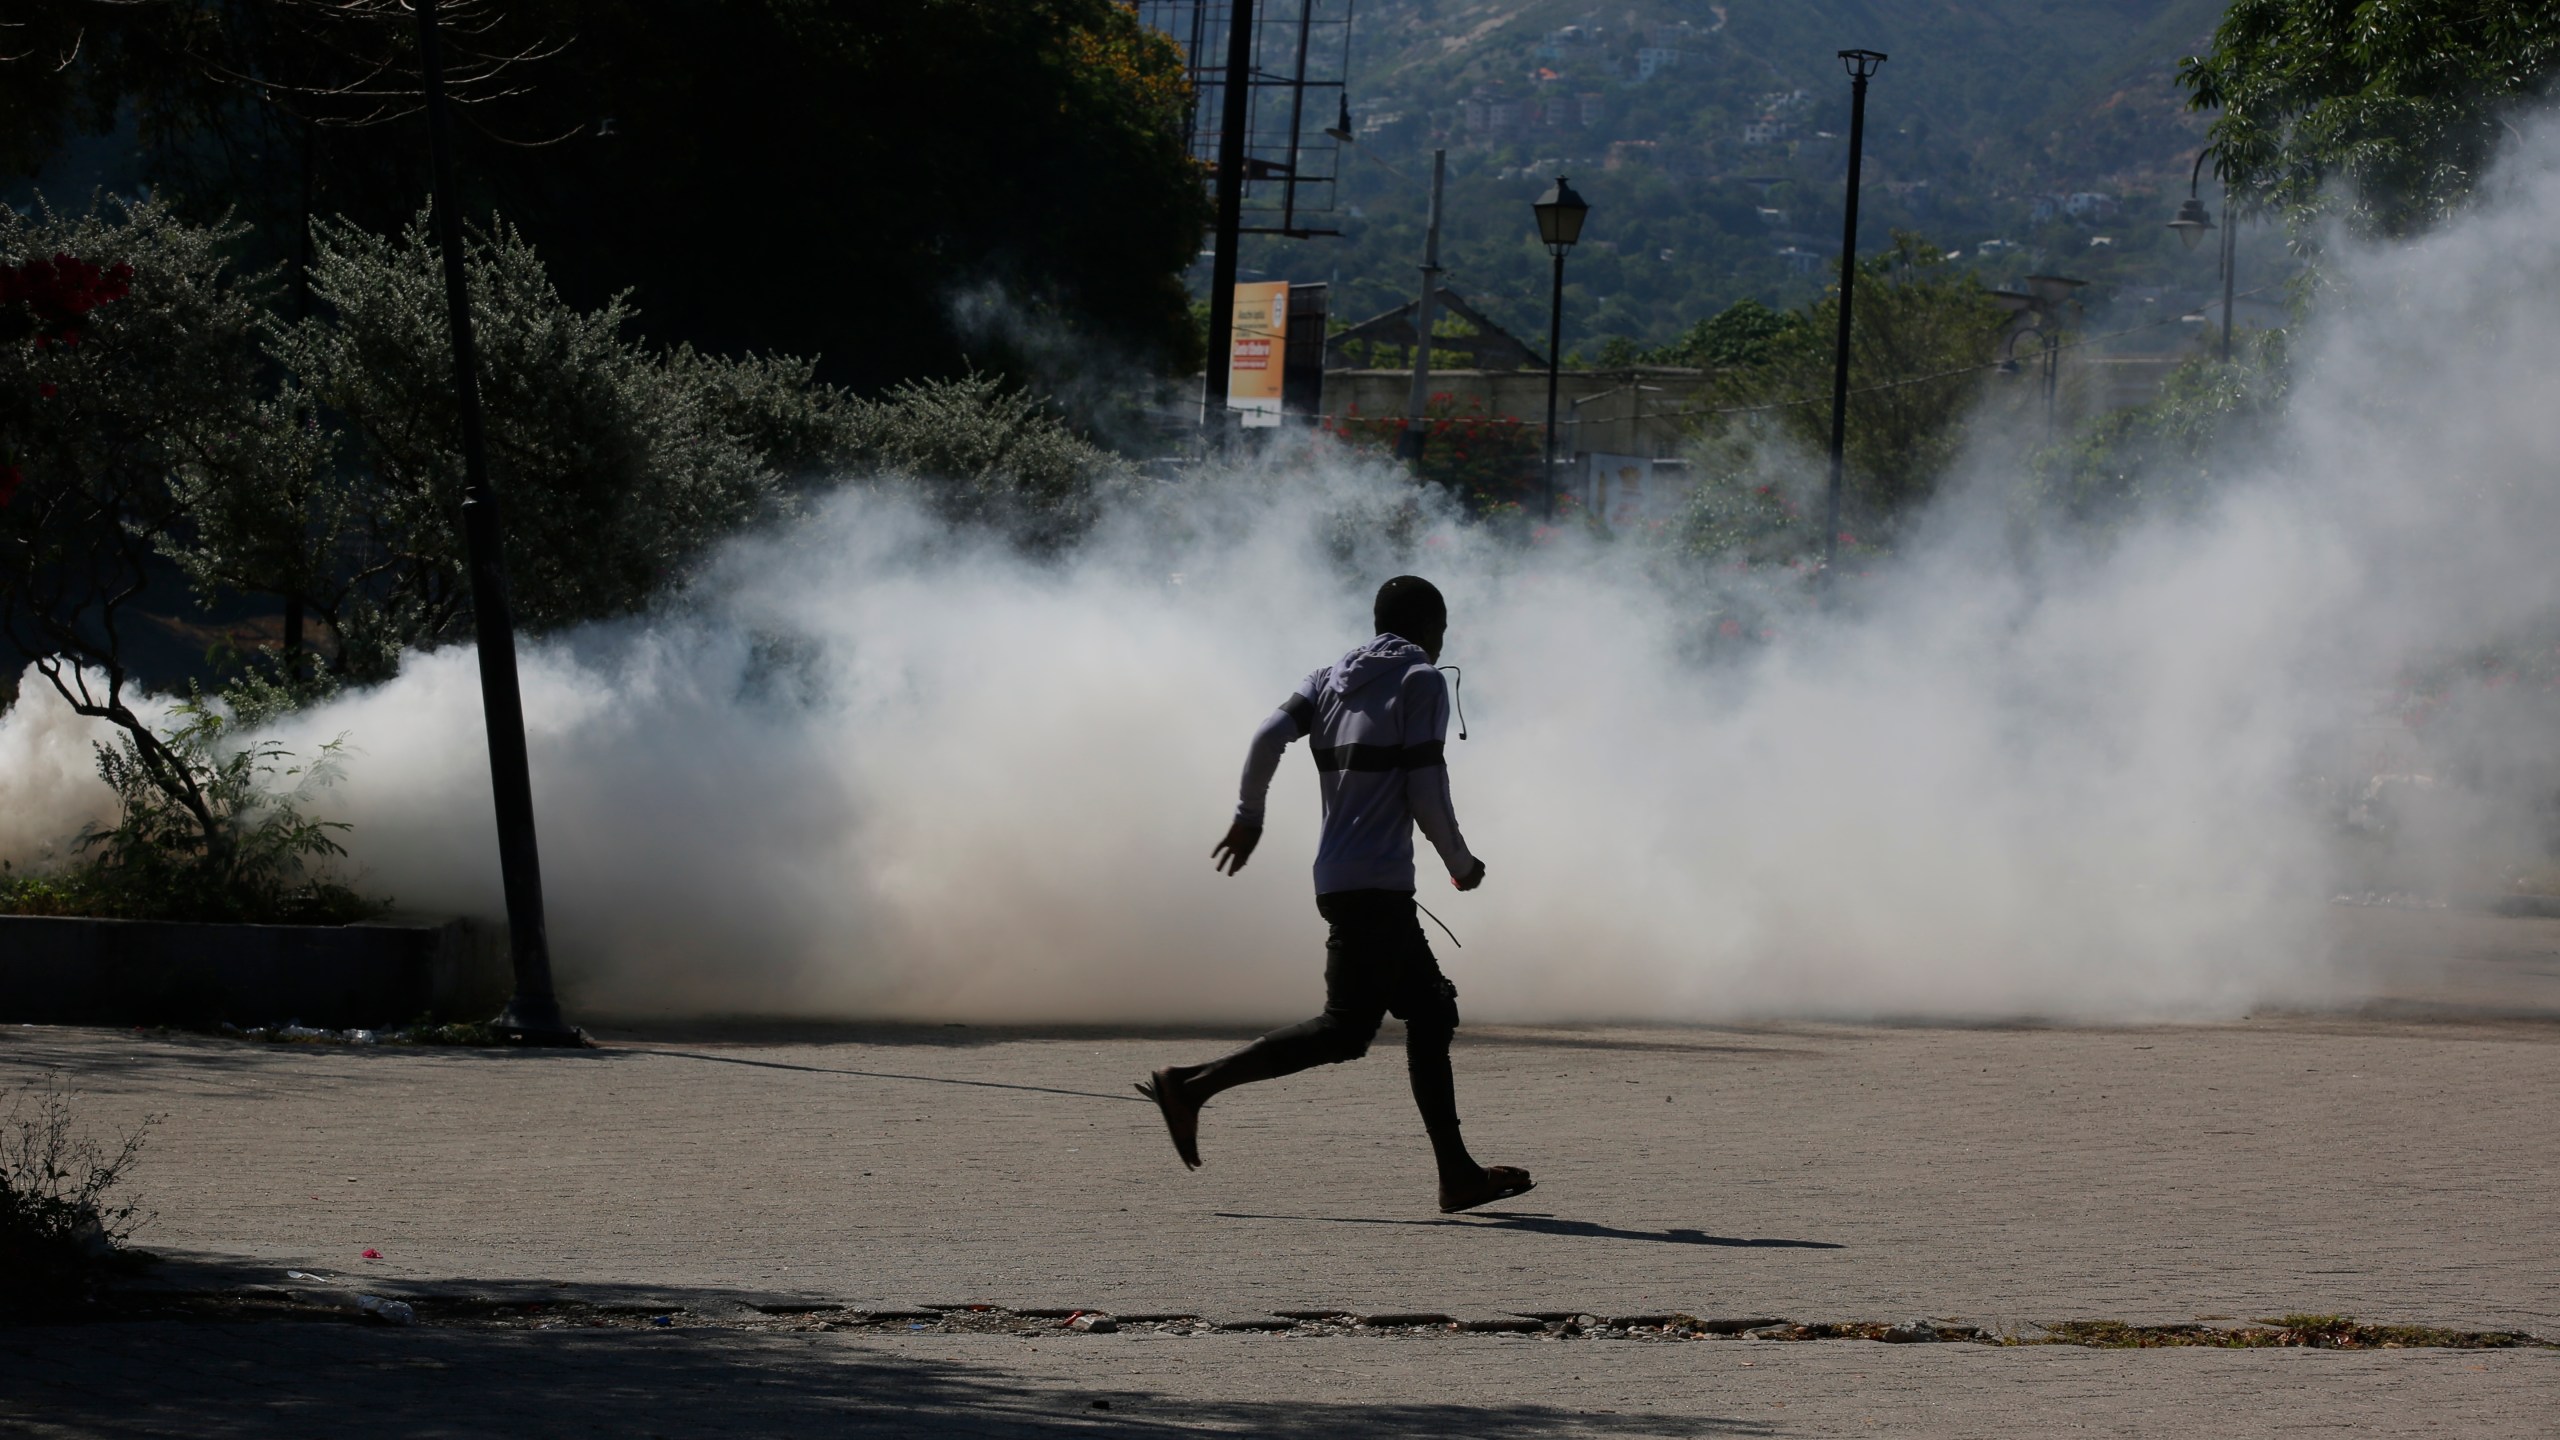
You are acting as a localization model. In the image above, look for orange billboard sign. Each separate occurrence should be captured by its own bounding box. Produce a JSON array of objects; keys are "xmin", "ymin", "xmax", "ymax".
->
[{"xmin": 1228, "ymin": 281, "xmax": 1289, "ymax": 426}]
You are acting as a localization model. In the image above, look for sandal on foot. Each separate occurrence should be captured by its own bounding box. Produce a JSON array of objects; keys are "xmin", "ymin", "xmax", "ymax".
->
[
  {"xmin": 1439, "ymin": 1164, "xmax": 1535, "ymax": 1214},
  {"xmin": 1135, "ymin": 1068, "xmax": 1202, "ymax": 1170}
]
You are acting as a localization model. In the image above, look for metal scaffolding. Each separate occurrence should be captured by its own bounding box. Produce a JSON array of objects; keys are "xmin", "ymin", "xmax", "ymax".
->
[{"xmin": 1138, "ymin": 0, "xmax": 1354, "ymax": 238}]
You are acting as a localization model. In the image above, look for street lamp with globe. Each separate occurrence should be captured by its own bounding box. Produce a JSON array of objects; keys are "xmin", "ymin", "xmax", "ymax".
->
[
  {"xmin": 2170, "ymin": 147, "xmax": 2236, "ymax": 362},
  {"xmin": 1532, "ymin": 176, "xmax": 1588, "ymax": 520}
]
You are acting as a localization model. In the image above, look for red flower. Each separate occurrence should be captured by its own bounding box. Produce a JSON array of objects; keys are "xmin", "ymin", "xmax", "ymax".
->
[
  {"xmin": 2, "ymin": 254, "xmax": 133, "ymax": 349},
  {"xmin": 1719, "ymin": 620, "xmax": 1744, "ymax": 638}
]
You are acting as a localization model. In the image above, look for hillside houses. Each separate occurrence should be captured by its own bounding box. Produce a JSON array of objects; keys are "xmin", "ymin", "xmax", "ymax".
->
[
  {"xmin": 1740, "ymin": 89, "xmax": 1811, "ymax": 147},
  {"xmin": 2028, "ymin": 192, "xmax": 2119, "ymax": 223}
]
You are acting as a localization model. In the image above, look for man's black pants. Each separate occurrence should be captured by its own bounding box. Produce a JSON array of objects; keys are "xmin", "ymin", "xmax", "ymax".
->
[{"xmin": 1185, "ymin": 888, "xmax": 1473, "ymax": 1178}]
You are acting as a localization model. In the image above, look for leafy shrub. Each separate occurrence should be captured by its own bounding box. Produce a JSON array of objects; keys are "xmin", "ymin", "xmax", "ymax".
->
[
  {"xmin": 2026, "ymin": 335, "xmax": 2293, "ymax": 531},
  {"xmin": 0, "ymin": 695, "xmax": 376, "ymax": 925},
  {"xmin": 0, "ymin": 1085, "xmax": 152, "ymax": 1314},
  {"xmin": 1325, "ymin": 392, "xmax": 1543, "ymax": 516},
  {"xmin": 842, "ymin": 370, "xmax": 1134, "ymax": 546}
]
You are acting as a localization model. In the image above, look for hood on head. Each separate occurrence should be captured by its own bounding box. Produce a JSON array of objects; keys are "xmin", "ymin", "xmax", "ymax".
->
[{"xmin": 1330, "ymin": 634, "xmax": 1429, "ymax": 697}]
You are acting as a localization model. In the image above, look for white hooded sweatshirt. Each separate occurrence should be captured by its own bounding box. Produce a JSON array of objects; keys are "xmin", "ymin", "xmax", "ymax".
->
[{"xmin": 1234, "ymin": 633, "xmax": 1477, "ymax": 895}]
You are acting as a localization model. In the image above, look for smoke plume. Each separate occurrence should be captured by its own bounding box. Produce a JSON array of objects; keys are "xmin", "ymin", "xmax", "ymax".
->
[{"xmin": 11, "ymin": 129, "xmax": 2560, "ymax": 1024}]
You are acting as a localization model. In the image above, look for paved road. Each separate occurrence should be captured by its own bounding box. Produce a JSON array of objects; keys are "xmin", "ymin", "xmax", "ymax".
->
[
  {"xmin": 3, "ymin": 903, "xmax": 2557, "ymax": 1434},
  {"xmin": 5, "ymin": 1321, "xmax": 2554, "ymax": 1438}
]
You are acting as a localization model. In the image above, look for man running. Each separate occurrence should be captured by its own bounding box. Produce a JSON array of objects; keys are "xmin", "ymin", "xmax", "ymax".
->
[{"xmin": 1139, "ymin": 575, "xmax": 1533, "ymax": 1214}]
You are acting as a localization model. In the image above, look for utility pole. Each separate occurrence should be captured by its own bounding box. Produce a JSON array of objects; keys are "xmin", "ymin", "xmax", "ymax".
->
[
  {"xmin": 1397, "ymin": 148, "xmax": 1447, "ymax": 466},
  {"xmin": 1543, "ymin": 242, "xmax": 1565, "ymax": 516},
  {"xmin": 1199, "ymin": 0, "xmax": 1259, "ymax": 436},
  {"xmin": 2219, "ymin": 195, "xmax": 2237, "ymax": 363},
  {"xmin": 1822, "ymin": 49, "xmax": 1886, "ymax": 582},
  {"xmin": 414, "ymin": 0, "xmax": 580, "ymax": 1045}
]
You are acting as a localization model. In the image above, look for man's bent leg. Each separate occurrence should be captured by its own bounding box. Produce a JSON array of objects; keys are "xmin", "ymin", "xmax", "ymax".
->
[
  {"xmin": 1139, "ymin": 890, "xmax": 1395, "ymax": 1170},
  {"xmin": 1178, "ymin": 890, "xmax": 1398, "ymax": 1103},
  {"xmin": 1179, "ymin": 1007, "xmax": 1382, "ymax": 1103}
]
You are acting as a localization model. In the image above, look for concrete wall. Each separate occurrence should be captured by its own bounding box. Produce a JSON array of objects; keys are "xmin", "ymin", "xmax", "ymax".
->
[
  {"xmin": 1324, "ymin": 367, "xmax": 1711, "ymax": 461},
  {"xmin": 0, "ymin": 916, "xmax": 509, "ymax": 1028}
]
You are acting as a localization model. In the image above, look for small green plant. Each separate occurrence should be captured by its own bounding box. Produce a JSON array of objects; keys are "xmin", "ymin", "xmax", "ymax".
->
[
  {"xmin": 0, "ymin": 1084, "xmax": 154, "ymax": 1313},
  {"xmin": 0, "ymin": 695, "xmax": 382, "ymax": 924}
]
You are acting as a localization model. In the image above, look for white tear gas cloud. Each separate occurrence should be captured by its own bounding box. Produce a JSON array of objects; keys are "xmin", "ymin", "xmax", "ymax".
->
[{"xmin": 12, "ymin": 129, "xmax": 2560, "ymax": 1024}]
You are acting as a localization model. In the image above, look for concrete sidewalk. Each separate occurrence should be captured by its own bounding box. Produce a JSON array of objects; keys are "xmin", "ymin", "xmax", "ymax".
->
[
  {"xmin": 6, "ymin": 1321, "xmax": 2554, "ymax": 1438},
  {"xmin": 7, "ymin": 1011, "xmax": 2556, "ymax": 1327},
  {"xmin": 3, "ymin": 902, "xmax": 2557, "ymax": 1434}
]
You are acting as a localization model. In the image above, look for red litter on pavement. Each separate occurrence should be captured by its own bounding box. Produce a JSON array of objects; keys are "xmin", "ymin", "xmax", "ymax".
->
[{"xmin": 361, "ymin": 1249, "xmax": 383, "ymax": 1260}]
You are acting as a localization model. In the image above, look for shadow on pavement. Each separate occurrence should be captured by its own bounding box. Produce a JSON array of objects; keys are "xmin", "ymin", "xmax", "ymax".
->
[
  {"xmin": 592, "ymin": 1020, "xmax": 1274, "ymax": 1050},
  {"xmin": 628, "ymin": 1047, "xmax": 1149, "ymax": 1105},
  {"xmin": 0, "ymin": 1320, "xmax": 1775, "ymax": 1438},
  {"xmin": 1215, "ymin": 1211, "xmax": 1844, "ymax": 1250}
]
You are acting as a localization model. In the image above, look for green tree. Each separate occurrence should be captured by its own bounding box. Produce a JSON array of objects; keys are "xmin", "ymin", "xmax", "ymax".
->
[
  {"xmin": 1700, "ymin": 234, "xmax": 2009, "ymax": 532},
  {"xmin": 231, "ymin": 212, "xmax": 810, "ymax": 680},
  {"xmin": 2182, "ymin": 0, "xmax": 2560, "ymax": 236},
  {"xmin": 8, "ymin": 1, "xmax": 1213, "ymax": 394},
  {"xmin": 0, "ymin": 198, "xmax": 325, "ymax": 849},
  {"xmin": 1648, "ymin": 299, "xmax": 1806, "ymax": 371}
]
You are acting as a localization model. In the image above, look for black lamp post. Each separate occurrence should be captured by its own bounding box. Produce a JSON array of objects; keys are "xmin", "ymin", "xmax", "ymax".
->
[
  {"xmin": 2169, "ymin": 147, "xmax": 2236, "ymax": 362},
  {"xmin": 1532, "ymin": 175, "xmax": 1588, "ymax": 520},
  {"xmin": 414, "ymin": 0, "xmax": 581, "ymax": 1046},
  {"xmin": 1822, "ymin": 49, "xmax": 1886, "ymax": 582}
]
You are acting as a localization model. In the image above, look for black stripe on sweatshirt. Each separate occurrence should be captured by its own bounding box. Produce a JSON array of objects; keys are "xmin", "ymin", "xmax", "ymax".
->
[
  {"xmin": 1279, "ymin": 693, "xmax": 1316, "ymax": 737},
  {"xmin": 1310, "ymin": 741, "xmax": 1445, "ymax": 772}
]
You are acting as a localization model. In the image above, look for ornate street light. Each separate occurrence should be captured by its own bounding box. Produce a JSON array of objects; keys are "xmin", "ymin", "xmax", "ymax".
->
[
  {"xmin": 1532, "ymin": 175, "xmax": 1588, "ymax": 520},
  {"xmin": 2168, "ymin": 147, "xmax": 2236, "ymax": 360},
  {"xmin": 2169, "ymin": 147, "xmax": 2218, "ymax": 251},
  {"xmin": 2168, "ymin": 195, "xmax": 2215, "ymax": 249}
]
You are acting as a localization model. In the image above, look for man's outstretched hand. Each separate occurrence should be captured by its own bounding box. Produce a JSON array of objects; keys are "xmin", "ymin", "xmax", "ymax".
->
[
  {"xmin": 1453, "ymin": 858, "xmax": 1487, "ymax": 891},
  {"xmin": 1213, "ymin": 820, "xmax": 1263, "ymax": 876}
]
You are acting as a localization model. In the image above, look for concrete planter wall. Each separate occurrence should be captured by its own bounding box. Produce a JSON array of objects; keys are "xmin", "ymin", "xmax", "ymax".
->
[{"xmin": 0, "ymin": 915, "xmax": 508, "ymax": 1028}]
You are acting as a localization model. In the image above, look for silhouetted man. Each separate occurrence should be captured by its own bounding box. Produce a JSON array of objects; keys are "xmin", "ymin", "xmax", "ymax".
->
[{"xmin": 1139, "ymin": 575, "xmax": 1532, "ymax": 1213}]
